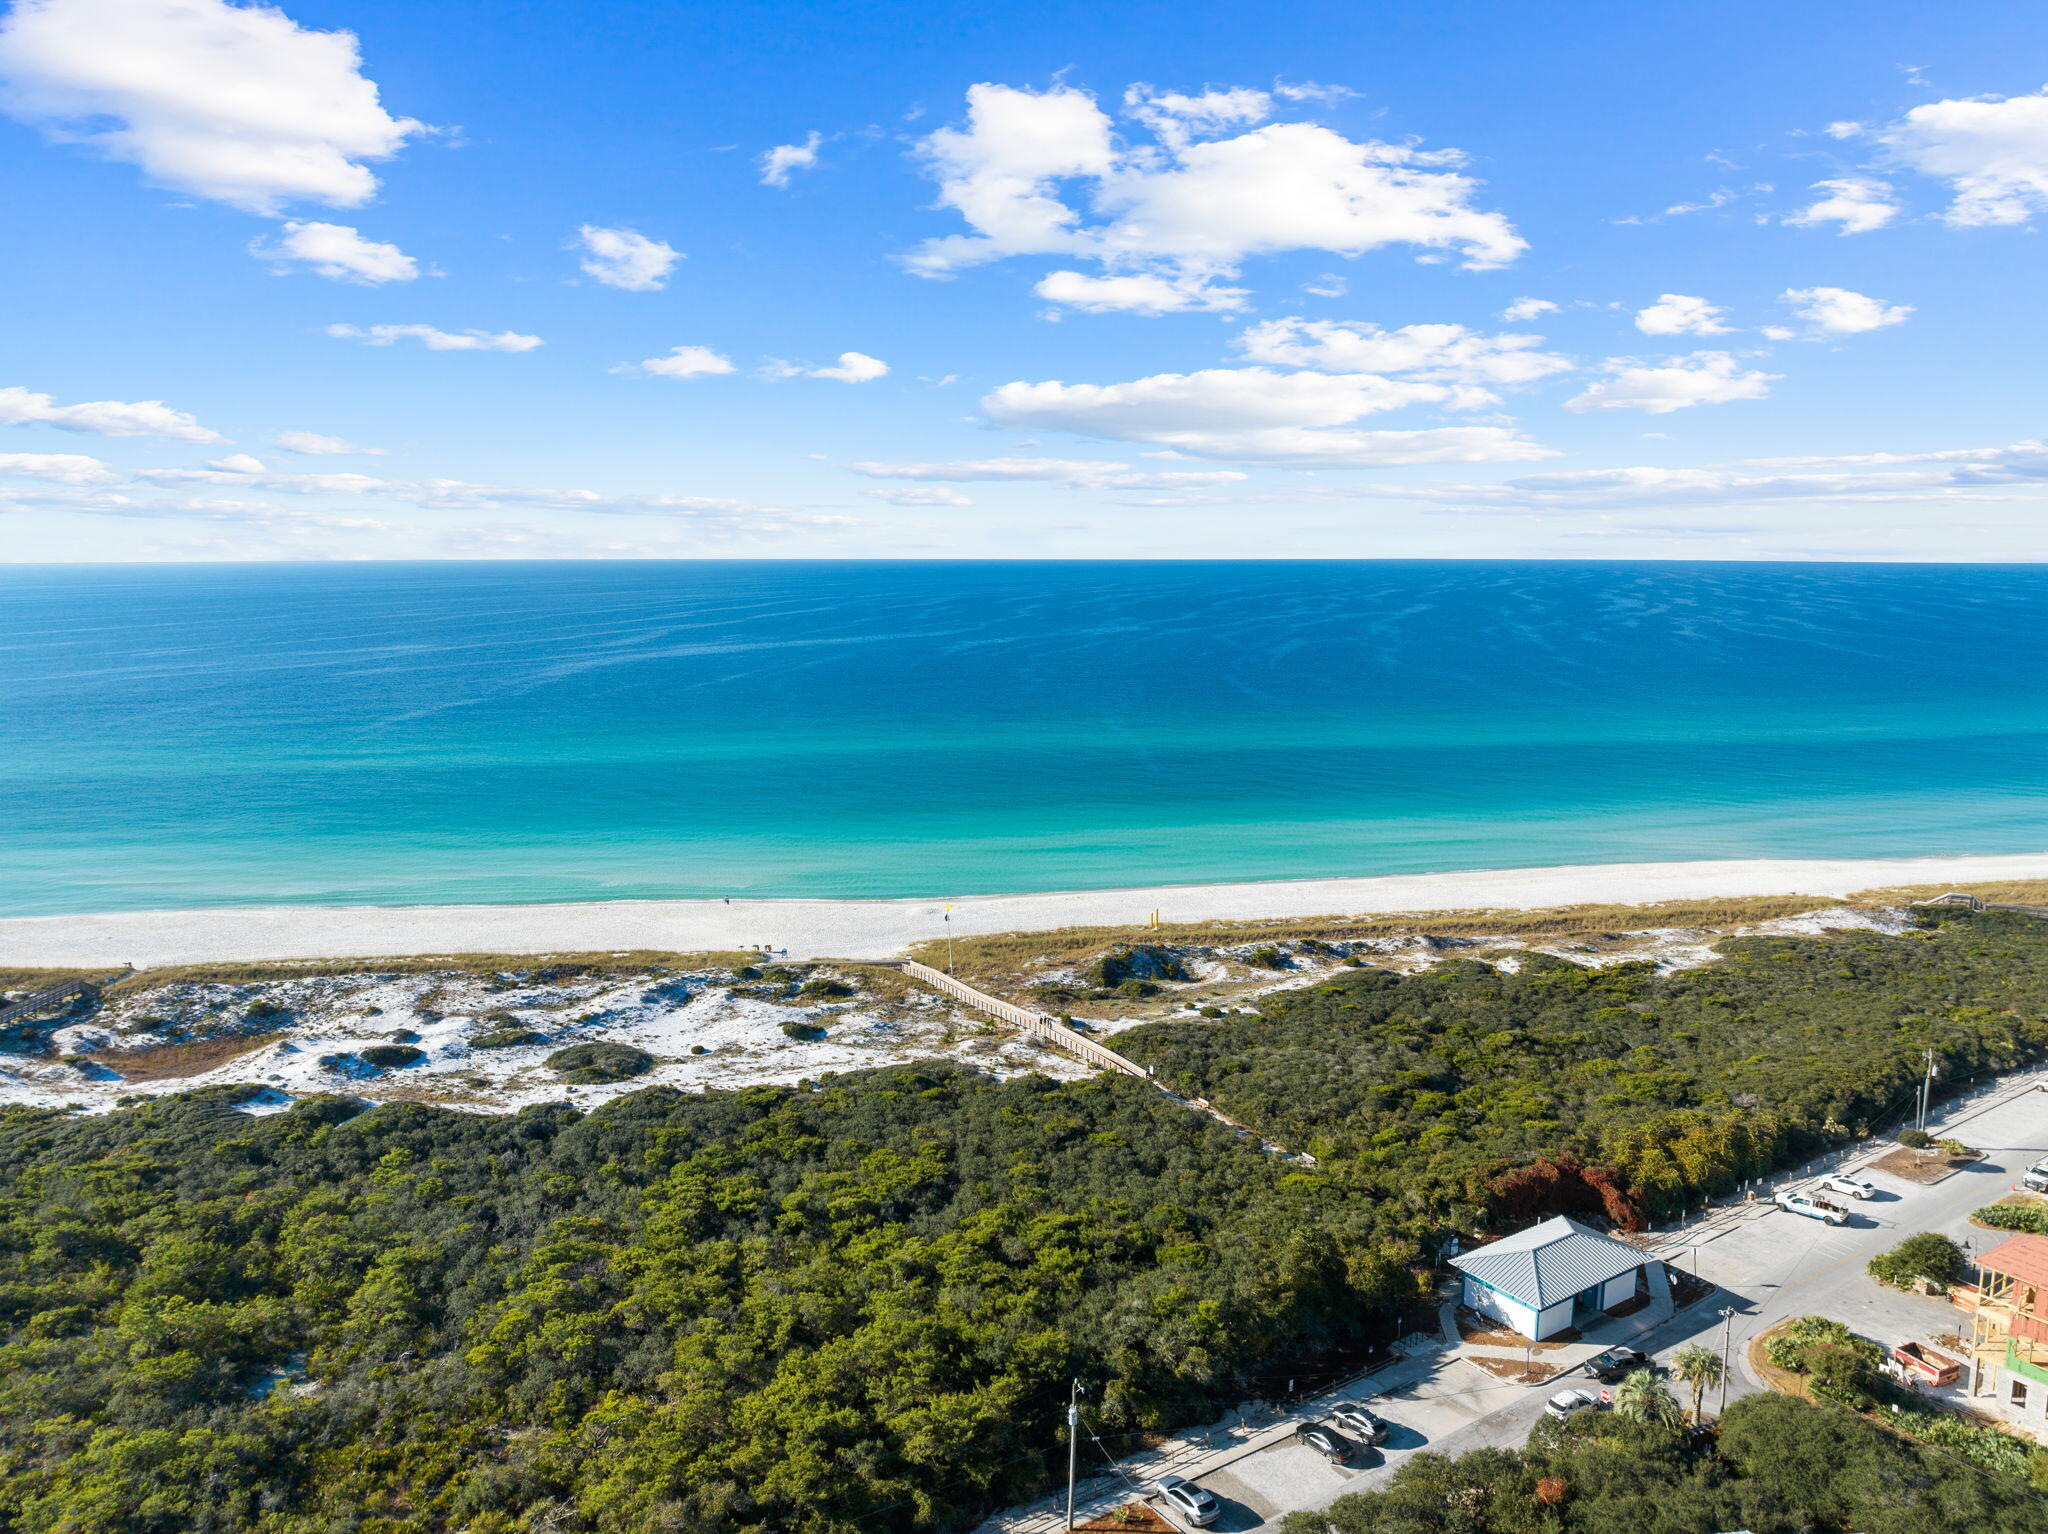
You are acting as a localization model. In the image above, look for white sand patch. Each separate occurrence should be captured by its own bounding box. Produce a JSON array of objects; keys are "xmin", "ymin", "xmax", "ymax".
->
[
  {"xmin": 4, "ymin": 850, "xmax": 2046, "ymax": 969},
  {"xmin": 4, "ymin": 965, "xmax": 1086, "ymax": 1118}
]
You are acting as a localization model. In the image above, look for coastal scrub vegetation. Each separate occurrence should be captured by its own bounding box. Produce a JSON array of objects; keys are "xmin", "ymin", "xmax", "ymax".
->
[
  {"xmin": 1113, "ymin": 907, "xmax": 2048, "ymax": 1225},
  {"xmin": 1284, "ymin": 1391, "xmax": 2048, "ymax": 1533},
  {"xmin": 0, "ymin": 1063, "xmax": 1415, "ymax": 1533},
  {"xmin": 11, "ymin": 906, "xmax": 2048, "ymax": 1530},
  {"xmin": 905, "ymin": 895, "xmax": 1864, "ymax": 986},
  {"xmin": 1757, "ymin": 1315, "xmax": 2039, "ymax": 1479}
]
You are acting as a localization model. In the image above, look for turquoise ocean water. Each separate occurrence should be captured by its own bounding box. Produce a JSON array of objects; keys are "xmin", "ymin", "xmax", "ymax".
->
[{"xmin": 3, "ymin": 560, "xmax": 2047, "ymax": 918}]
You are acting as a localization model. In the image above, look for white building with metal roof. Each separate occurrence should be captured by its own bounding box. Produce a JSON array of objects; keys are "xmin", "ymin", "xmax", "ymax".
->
[{"xmin": 1449, "ymin": 1215, "xmax": 1660, "ymax": 1341}]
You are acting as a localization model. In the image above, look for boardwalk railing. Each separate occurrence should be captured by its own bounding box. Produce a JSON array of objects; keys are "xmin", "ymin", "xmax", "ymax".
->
[
  {"xmin": 0, "ymin": 972, "xmax": 126, "ymax": 1031},
  {"xmin": 1919, "ymin": 893, "xmax": 2048, "ymax": 919},
  {"xmin": 898, "ymin": 961, "xmax": 1150, "ymax": 1078}
]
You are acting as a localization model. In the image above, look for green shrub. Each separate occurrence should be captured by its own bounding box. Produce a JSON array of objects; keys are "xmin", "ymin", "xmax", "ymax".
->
[
  {"xmin": 781, "ymin": 1020, "xmax": 827, "ymax": 1042},
  {"xmin": 1868, "ymin": 1232, "xmax": 1970, "ymax": 1290},
  {"xmin": 1976, "ymin": 1202, "xmax": 2048, "ymax": 1234},
  {"xmin": 544, "ymin": 1042, "xmax": 653, "ymax": 1082},
  {"xmin": 1085, "ymin": 947, "xmax": 1189, "ymax": 987},
  {"xmin": 799, "ymin": 978, "xmax": 855, "ymax": 999},
  {"xmin": 1244, "ymin": 946, "xmax": 1288, "ymax": 969},
  {"xmin": 245, "ymin": 998, "xmax": 287, "ymax": 1020},
  {"xmin": 471, "ymin": 1028, "xmax": 545, "ymax": 1049},
  {"xmin": 1898, "ymin": 1128, "xmax": 1935, "ymax": 1149},
  {"xmin": 358, "ymin": 1044, "xmax": 425, "ymax": 1069},
  {"xmin": 1938, "ymin": 1137, "xmax": 1972, "ymax": 1155}
]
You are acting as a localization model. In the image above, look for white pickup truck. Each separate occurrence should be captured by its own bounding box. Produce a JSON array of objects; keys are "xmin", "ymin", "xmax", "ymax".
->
[{"xmin": 1775, "ymin": 1189, "xmax": 1850, "ymax": 1225}]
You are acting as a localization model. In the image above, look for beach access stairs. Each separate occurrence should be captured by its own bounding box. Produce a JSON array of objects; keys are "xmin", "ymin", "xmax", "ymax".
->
[{"xmin": 888, "ymin": 959, "xmax": 1312, "ymax": 1164}]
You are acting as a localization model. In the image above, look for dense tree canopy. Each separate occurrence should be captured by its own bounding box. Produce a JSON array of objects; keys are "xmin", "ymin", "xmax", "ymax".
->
[
  {"xmin": 1117, "ymin": 908, "xmax": 2048, "ymax": 1223},
  {"xmin": 0, "ymin": 1064, "xmax": 1413, "ymax": 1533},
  {"xmin": 7, "ymin": 906, "xmax": 2048, "ymax": 1531}
]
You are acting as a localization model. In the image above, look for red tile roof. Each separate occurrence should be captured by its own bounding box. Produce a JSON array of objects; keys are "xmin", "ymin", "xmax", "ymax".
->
[{"xmin": 1979, "ymin": 1233, "xmax": 2048, "ymax": 1290}]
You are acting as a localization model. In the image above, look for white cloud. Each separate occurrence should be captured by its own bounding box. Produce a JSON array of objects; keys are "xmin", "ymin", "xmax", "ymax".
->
[
  {"xmin": 1783, "ymin": 177, "xmax": 1899, "ymax": 234},
  {"xmin": 1499, "ymin": 297, "xmax": 1557, "ymax": 321},
  {"xmin": 253, "ymin": 220, "xmax": 417, "ymax": 283},
  {"xmin": 759, "ymin": 131, "xmax": 822, "ymax": 187},
  {"xmin": 0, "ymin": 451, "xmax": 119, "ymax": 484},
  {"xmin": 272, "ymin": 428, "xmax": 380, "ymax": 455},
  {"xmin": 617, "ymin": 344, "xmax": 735, "ymax": 378},
  {"xmin": 0, "ymin": 384, "xmax": 222, "ymax": 441},
  {"xmin": 1780, "ymin": 286, "xmax": 1912, "ymax": 334},
  {"xmin": 981, "ymin": 367, "xmax": 1552, "ymax": 466},
  {"xmin": 1633, "ymin": 293, "xmax": 1729, "ymax": 336},
  {"xmin": 865, "ymin": 486, "xmax": 972, "ymax": 506},
  {"xmin": 1871, "ymin": 88, "xmax": 2048, "ymax": 226},
  {"xmin": 0, "ymin": 0, "xmax": 425, "ymax": 214},
  {"xmin": 1734, "ymin": 441, "xmax": 2048, "ymax": 482},
  {"xmin": 327, "ymin": 323, "xmax": 543, "ymax": 352},
  {"xmin": 905, "ymin": 82, "xmax": 1524, "ymax": 308},
  {"xmin": 1564, "ymin": 352, "xmax": 1776, "ymax": 414},
  {"xmin": 1303, "ymin": 273, "xmax": 1348, "ymax": 298},
  {"xmin": 844, "ymin": 457, "xmax": 1247, "ymax": 489},
  {"xmin": 1123, "ymin": 84, "xmax": 1270, "ymax": 147},
  {"xmin": 1271, "ymin": 80, "xmax": 1354, "ymax": 105},
  {"xmin": 1234, "ymin": 317, "xmax": 1570, "ymax": 387},
  {"xmin": 806, "ymin": 351, "xmax": 888, "ymax": 383},
  {"xmin": 1034, "ymin": 269, "xmax": 1247, "ymax": 313},
  {"xmin": 133, "ymin": 459, "xmax": 815, "ymax": 521},
  {"xmin": 576, "ymin": 225, "xmax": 680, "ymax": 291},
  {"xmin": 1129, "ymin": 448, "xmax": 2048, "ymax": 515}
]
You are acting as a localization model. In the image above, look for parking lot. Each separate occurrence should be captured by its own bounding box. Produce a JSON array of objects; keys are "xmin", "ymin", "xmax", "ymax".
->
[{"xmin": 982, "ymin": 1064, "xmax": 2048, "ymax": 1534}]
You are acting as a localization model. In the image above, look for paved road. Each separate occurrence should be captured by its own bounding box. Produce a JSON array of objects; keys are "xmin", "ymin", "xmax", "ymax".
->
[
  {"xmin": 981, "ymin": 1062, "xmax": 2048, "ymax": 1534},
  {"xmin": 1198, "ymin": 1062, "xmax": 2048, "ymax": 1531}
]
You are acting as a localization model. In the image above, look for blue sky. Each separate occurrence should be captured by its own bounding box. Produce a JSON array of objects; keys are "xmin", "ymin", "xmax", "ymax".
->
[{"xmin": 1, "ymin": 0, "xmax": 2046, "ymax": 561}]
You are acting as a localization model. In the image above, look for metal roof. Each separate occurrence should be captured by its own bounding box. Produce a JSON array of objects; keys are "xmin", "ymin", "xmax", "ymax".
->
[
  {"xmin": 1449, "ymin": 1216, "xmax": 1649, "ymax": 1309},
  {"xmin": 1980, "ymin": 1233, "xmax": 2048, "ymax": 1290}
]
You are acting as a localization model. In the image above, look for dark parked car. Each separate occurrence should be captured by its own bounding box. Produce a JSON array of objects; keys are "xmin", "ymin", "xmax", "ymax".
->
[
  {"xmin": 1327, "ymin": 1402, "xmax": 1390, "ymax": 1443},
  {"xmin": 1295, "ymin": 1423, "xmax": 1355, "ymax": 1462},
  {"xmin": 1587, "ymin": 1346, "xmax": 1651, "ymax": 1383},
  {"xmin": 1155, "ymin": 1474, "xmax": 1220, "ymax": 1527}
]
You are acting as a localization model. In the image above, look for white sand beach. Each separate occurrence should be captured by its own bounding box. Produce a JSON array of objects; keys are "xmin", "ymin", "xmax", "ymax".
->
[{"xmin": 5, "ymin": 850, "xmax": 2048, "ymax": 969}]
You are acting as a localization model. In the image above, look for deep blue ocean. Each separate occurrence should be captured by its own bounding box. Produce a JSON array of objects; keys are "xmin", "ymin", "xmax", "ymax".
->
[{"xmin": 3, "ymin": 560, "xmax": 2047, "ymax": 918}]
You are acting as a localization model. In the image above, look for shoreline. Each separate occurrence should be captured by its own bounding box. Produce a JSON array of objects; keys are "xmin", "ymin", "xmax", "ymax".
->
[{"xmin": 5, "ymin": 849, "xmax": 2048, "ymax": 969}]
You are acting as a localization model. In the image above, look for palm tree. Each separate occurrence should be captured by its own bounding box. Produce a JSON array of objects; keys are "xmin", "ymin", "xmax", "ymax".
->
[
  {"xmin": 1671, "ymin": 1343, "xmax": 1726, "ymax": 1422},
  {"xmin": 1611, "ymin": 1367, "xmax": 1682, "ymax": 1428}
]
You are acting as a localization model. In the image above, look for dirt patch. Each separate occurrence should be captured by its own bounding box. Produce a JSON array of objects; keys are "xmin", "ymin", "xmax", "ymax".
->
[
  {"xmin": 1464, "ymin": 1353, "xmax": 1564, "ymax": 1384},
  {"xmin": 98, "ymin": 1031, "xmax": 282, "ymax": 1081},
  {"xmin": 1747, "ymin": 1321, "xmax": 1816, "ymax": 1402},
  {"xmin": 1869, "ymin": 1147, "xmax": 1977, "ymax": 1185},
  {"xmin": 1457, "ymin": 1308, "xmax": 1577, "ymax": 1350},
  {"xmin": 1075, "ymin": 1505, "xmax": 1175, "ymax": 1533}
]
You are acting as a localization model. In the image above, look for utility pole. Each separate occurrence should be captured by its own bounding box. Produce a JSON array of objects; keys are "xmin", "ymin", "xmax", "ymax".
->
[
  {"xmin": 1719, "ymin": 1308, "xmax": 1733, "ymax": 1414},
  {"xmin": 1918, "ymin": 1048, "xmax": 1936, "ymax": 1133},
  {"xmin": 1065, "ymin": 1379, "xmax": 1080, "ymax": 1531}
]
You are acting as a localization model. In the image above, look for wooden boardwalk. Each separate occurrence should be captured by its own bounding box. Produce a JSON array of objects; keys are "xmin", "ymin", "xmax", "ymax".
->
[{"xmin": 891, "ymin": 960, "xmax": 1311, "ymax": 1164}]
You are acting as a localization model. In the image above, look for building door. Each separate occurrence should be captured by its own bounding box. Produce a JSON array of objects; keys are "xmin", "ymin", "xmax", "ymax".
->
[{"xmin": 1573, "ymin": 1283, "xmax": 1605, "ymax": 1326}]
